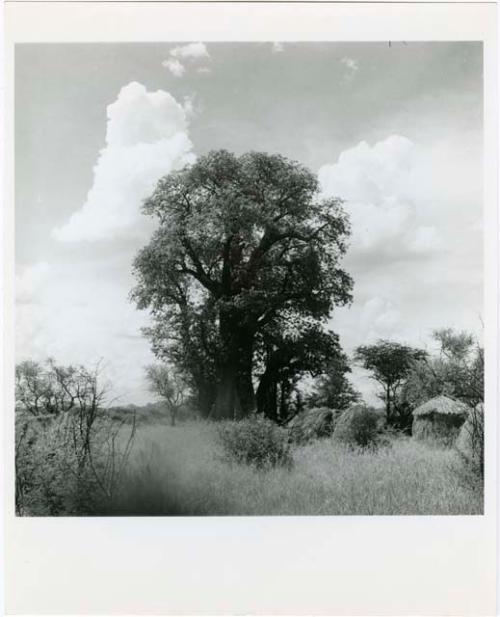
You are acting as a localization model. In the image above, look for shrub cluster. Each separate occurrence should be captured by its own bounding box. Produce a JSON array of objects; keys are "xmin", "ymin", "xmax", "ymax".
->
[
  {"xmin": 217, "ymin": 416, "xmax": 293, "ymax": 470},
  {"xmin": 16, "ymin": 411, "xmax": 136, "ymax": 515},
  {"xmin": 333, "ymin": 405, "xmax": 386, "ymax": 450}
]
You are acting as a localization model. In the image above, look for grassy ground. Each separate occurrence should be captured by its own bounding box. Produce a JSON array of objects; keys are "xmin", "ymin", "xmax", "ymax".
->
[{"xmin": 105, "ymin": 421, "xmax": 483, "ymax": 516}]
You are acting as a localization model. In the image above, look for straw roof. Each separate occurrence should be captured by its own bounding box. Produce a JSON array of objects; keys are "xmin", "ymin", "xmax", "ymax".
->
[{"xmin": 412, "ymin": 395, "xmax": 470, "ymax": 418}]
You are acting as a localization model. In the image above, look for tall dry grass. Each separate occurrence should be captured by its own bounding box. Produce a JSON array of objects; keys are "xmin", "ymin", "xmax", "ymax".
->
[{"xmin": 104, "ymin": 421, "xmax": 482, "ymax": 516}]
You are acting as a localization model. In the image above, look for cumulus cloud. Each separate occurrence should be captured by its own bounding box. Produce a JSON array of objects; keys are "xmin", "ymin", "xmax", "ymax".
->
[
  {"xmin": 359, "ymin": 297, "xmax": 402, "ymax": 342},
  {"xmin": 170, "ymin": 42, "xmax": 210, "ymax": 60},
  {"xmin": 162, "ymin": 42, "xmax": 210, "ymax": 77},
  {"xmin": 52, "ymin": 82, "xmax": 195, "ymax": 243},
  {"xmin": 16, "ymin": 260, "xmax": 155, "ymax": 404},
  {"xmin": 333, "ymin": 295, "xmax": 404, "ymax": 352},
  {"xmin": 318, "ymin": 135, "xmax": 444, "ymax": 260},
  {"xmin": 161, "ymin": 58, "xmax": 185, "ymax": 77}
]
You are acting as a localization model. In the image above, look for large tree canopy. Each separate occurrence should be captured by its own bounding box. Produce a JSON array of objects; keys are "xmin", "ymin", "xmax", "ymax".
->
[{"xmin": 132, "ymin": 150, "xmax": 353, "ymax": 419}]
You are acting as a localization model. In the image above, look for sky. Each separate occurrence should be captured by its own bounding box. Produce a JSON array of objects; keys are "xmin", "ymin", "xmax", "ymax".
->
[{"xmin": 15, "ymin": 42, "xmax": 483, "ymax": 405}]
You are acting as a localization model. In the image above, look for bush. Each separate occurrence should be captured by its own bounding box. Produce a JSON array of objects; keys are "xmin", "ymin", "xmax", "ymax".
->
[
  {"xmin": 15, "ymin": 410, "xmax": 136, "ymax": 515},
  {"xmin": 217, "ymin": 416, "xmax": 293, "ymax": 470},
  {"xmin": 288, "ymin": 407, "xmax": 337, "ymax": 445},
  {"xmin": 333, "ymin": 405, "xmax": 384, "ymax": 450},
  {"xmin": 455, "ymin": 404, "xmax": 484, "ymax": 480}
]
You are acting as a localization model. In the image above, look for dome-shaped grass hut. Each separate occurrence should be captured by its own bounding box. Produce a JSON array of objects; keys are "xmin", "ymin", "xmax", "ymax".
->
[
  {"xmin": 412, "ymin": 395, "xmax": 469, "ymax": 446},
  {"xmin": 287, "ymin": 407, "xmax": 337, "ymax": 444}
]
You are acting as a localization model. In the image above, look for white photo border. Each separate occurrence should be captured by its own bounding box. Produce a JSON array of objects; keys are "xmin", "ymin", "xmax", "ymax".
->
[{"xmin": 3, "ymin": 3, "xmax": 498, "ymax": 615}]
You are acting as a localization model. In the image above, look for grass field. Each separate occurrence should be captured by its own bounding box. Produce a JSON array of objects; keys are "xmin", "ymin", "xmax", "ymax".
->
[{"xmin": 105, "ymin": 421, "xmax": 483, "ymax": 516}]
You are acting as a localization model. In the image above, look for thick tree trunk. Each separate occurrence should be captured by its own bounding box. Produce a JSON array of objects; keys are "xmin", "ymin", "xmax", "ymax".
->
[
  {"xmin": 235, "ymin": 345, "xmax": 256, "ymax": 417},
  {"xmin": 256, "ymin": 371, "xmax": 278, "ymax": 421},
  {"xmin": 212, "ymin": 363, "xmax": 242, "ymax": 419},
  {"xmin": 279, "ymin": 379, "xmax": 290, "ymax": 421},
  {"xmin": 211, "ymin": 326, "xmax": 256, "ymax": 420},
  {"xmin": 196, "ymin": 380, "xmax": 217, "ymax": 419},
  {"xmin": 386, "ymin": 384, "xmax": 391, "ymax": 423}
]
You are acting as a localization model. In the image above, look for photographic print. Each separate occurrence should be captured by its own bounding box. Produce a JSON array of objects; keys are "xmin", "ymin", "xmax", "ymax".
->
[{"xmin": 15, "ymin": 41, "xmax": 485, "ymax": 517}]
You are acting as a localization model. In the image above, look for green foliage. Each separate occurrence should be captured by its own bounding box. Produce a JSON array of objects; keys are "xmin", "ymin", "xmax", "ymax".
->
[
  {"xmin": 217, "ymin": 416, "xmax": 292, "ymax": 470},
  {"xmin": 333, "ymin": 405, "xmax": 385, "ymax": 450}
]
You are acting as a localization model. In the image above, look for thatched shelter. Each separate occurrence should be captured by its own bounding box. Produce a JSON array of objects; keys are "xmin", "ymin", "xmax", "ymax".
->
[
  {"xmin": 333, "ymin": 405, "xmax": 386, "ymax": 448},
  {"xmin": 412, "ymin": 395, "xmax": 469, "ymax": 445},
  {"xmin": 287, "ymin": 407, "xmax": 337, "ymax": 444}
]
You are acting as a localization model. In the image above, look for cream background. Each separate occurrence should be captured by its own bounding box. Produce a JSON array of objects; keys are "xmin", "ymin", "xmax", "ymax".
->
[{"xmin": 3, "ymin": 2, "xmax": 498, "ymax": 615}]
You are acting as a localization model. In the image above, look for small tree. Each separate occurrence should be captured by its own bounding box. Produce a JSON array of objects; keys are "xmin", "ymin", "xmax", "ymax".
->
[
  {"xmin": 401, "ymin": 329, "xmax": 484, "ymax": 409},
  {"xmin": 354, "ymin": 340, "xmax": 426, "ymax": 429},
  {"xmin": 145, "ymin": 364, "xmax": 188, "ymax": 426},
  {"xmin": 433, "ymin": 328, "xmax": 484, "ymax": 407}
]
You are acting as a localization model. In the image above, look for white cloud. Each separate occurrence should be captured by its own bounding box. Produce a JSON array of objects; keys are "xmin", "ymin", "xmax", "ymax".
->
[
  {"xmin": 340, "ymin": 56, "xmax": 359, "ymax": 79},
  {"xmin": 409, "ymin": 226, "xmax": 443, "ymax": 253},
  {"xmin": 170, "ymin": 42, "xmax": 210, "ymax": 60},
  {"xmin": 16, "ymin": 262, "xmax": 51, "ymax": 305},
  {"xmin": 359, "ymin": 297, "xmax": 402, "ymax": 342},
  {"xmin": 162, "ymin": 43, "xmax": 210, "ymax": 77},
  {"xmin": 52, "ymin": 82, "xmax": 195, "ymax": 243},
  {"xmin": 272, "ymin": 42, "xmax": 284, "ymax": 53},
  {"xmin": 318, "ymin": 135, "xmax": 444, "ymax": 260},
  {"xmin": 16, "ymin": 260, "xmax": 155, "ymax": 405},
  {"xmin": 161, "ymin": 58, "xmax": 186, "ymax": 77},
  {"xmin": 322, "ymin": 133, "xmax": 482, "ymax": 404},
  {"xmin": 197, "ymin": 67, "xmax": 212, "ymax": 75},
  {"xmin": 182, "ymin": 95, "xmax": 195, "ymax": 118}
]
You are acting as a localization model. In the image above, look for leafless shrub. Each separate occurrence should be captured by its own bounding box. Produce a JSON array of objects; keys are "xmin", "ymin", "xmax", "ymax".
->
[{"xmin": 15, "ymin": 359, "xmax": 136, "ymax": 515}]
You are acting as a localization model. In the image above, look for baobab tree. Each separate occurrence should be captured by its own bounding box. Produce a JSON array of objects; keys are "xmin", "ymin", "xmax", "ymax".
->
[{"xmin": 133, "ymin": 150, "xmax": 353, "ymax": 419}]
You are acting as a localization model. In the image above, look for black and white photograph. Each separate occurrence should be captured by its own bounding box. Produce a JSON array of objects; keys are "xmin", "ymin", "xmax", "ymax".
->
[
  {"xmin": 14, "ymin": 39, "xmax": 487, "ymax": 517},
  {"xmin": 4, "ymin": 2, "xmax": 499, "ymax": 615}
]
